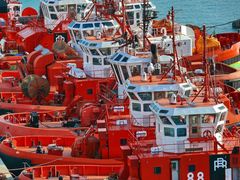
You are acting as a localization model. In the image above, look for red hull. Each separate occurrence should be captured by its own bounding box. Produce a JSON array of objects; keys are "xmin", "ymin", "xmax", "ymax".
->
[
  {"xmin": 18, "ymin": 164, "xmax": 123, "ymax": 180},
  {"xmin": 0, "ymin": 136, "xmax": 123, "ymax": 167}
]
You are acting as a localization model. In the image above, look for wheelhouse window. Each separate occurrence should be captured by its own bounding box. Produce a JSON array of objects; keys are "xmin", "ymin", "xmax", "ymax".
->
[
  {"xmin": 135, "ymin": 5, "xmax": 141, "ymax": 9},
  {"xmin": 126, "ymin": 5, "xmax": 134, "ymax": 10},
  {"xmin": 90, "ymin": 49, "xmax": 100, "ymax": 56},
  {"xmin": 68, "ymin": 4, "xmax": 76, "ymax": 12},
  {"xmin": 121, "ymin": 66, "xmax": 129, "ymax": 80},
  {"xmin": 93, "ymin": 58, "xmax": 102, "ymax": 65},
  {"xmin": 13, "ymin": 6, "xmax": 20, "ymax": 11},
  {"xmin": 83, "ymin": 23, "xmax": 94, "ymax": 28},
  {"xmin": 132, "ymin": 103, "xmax": 141, "ymax": 111},
  {"xmin": 102, "ymin": 21, "xmax": 114, "ymax": 27},
  {"xmin": 201, "ymin": 114, "xmax": 215, "ymax": 123},
  {"xmin": 114, "ymin": 54, "xmax": 123, "ymax": 61},
  {"xmin": 121, "ymin": 57, "xmax": 129, "ymax": 62},
  {"xmin": 177, "ymin": 128, "xmax": 186, "ymax": 137},
  {"xmin": 154, "ymin": 91, "xmax": 165, "ymax": 100},
  {"xmin": 136, "ymin": 12, "xmax": 140, "ymax": 19},
  {"xmin": 185, "ymin": 90, "xmax": 191, "ymax": 97},
  {"xmin": 104, "ymin": 58, "xmax": 110, "ymax": 65},
  {"xmin": 167, "ymin": 91, "xmax": 178, "ymax": 98},
  {"xmin": 48, "ymin": 6, "xmax": 55, "ymax": 12},
  {"xmin": 171, "ymin": 116, "xmax": 186, "ymax": 125},
  {"xmin": 189, "ymin": 115, "xmax": 199, "ymax": 124},
  {"xmin": 86, "ymin": 55, "xmax": 89, "ymax": 63},
  {"xmin": 126, "ymin": 12, "xmax": 134, "ymax": 25},
  {"xmin": 220, "ymin": 112, "xmax": 226, "ymax": 121},
  {"xmin": 191, "ymin": 127, "xmax": 198, "ymax": 134},
  {"xmin": 160, "ymin": 116, "xmax": 172, "ymax": 125},
  {"xmin": 94, "ymin": 22, "xmax": 100, "ymax": 28},
  {"xmin": 50, "ymin": 14, "xmax": 58, "ymax": 20},
  {"xmin": 130, "ymin": 65, "xmax": 141, "ymax": 76},
  {"xmin": 138, "ymin": 92, "xmax": 152, "ymax": 101},
  {"xmin": 56, "ymin": 5, "xmax": 67, "ymax": 12},
  {"xmin": 164, "ymin": 127, "xmax": 174, "ymax": 137},
  {"xmin": 73, "ymin": 24, "xmax": 80, "ymax": 29},
  {"xmin": 83, "ymin": 30, "xmax": 94, "ymax": 36},
  {"xmin": 99, "ymin": 48, "xmax": 111, "ymax": 56},
  {"xmin": 77, "ymin": 4, "xmax": 87, "ymax": 13},
  {"xmin": 144, "ymin": 104, "xmax": 151, "ymax": 112}
]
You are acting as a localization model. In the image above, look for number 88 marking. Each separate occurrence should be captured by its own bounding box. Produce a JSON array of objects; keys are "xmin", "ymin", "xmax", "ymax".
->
[{"xmin": 187, "ymin": 172, "xmax": 204, "ymax": 180}]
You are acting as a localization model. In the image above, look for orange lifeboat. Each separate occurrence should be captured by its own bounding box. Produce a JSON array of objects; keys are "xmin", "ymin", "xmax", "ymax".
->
[{"xmin": 195, "ymin": 35, "xmax": 221, "ymax": 54}]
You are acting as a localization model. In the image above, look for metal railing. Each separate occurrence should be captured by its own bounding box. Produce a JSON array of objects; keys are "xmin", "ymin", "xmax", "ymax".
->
[
  {"xmin": 84, "ymin": 68, "xmax": 114, "ymax": 78},
  {"xmin": 131, "ymin": 115, "xmax": 156, "ymax": 128},
  {"xmin": 1, "ymin": 111, "xmax": 65, "ymax": 124}
]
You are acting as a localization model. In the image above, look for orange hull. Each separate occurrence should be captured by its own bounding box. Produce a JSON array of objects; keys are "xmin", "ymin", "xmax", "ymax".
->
[
  {"xmin": 216, "ymin": 42, "xmax": 240, "ymax": 62},
  {"xmin": 0, "ymin": 136, "xmax": 123, "ymax": 170},
  {"xmin": 18, "ymin": 164, "xmax": 123, "ymax": 180},
  {"xmin": 0, "ymin": 119, "xmax": 75, "ymax": 137}
]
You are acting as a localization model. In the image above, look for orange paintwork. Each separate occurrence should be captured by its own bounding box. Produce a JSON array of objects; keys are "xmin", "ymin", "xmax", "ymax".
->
[{"xmin": 18, "ymin": 164, "xmax": 123, "ymax": 180}]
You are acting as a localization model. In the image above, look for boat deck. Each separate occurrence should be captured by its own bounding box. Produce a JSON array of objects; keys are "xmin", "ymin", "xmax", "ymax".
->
[
  {"xmin": 155, "ymin": 96, "xmax": 218, "ymax": 108},
  {"xmin": 17, "ymin": 122, "xmax": 64, "ymax": 128},
  {"xmin": 17, "ymin": 146, "xmax": 73, "ymax": 158},
  {"xmin": 35, "ymin": 176, "xmax": 108, "ymax": 180},
  {"xmin": 85, "ymin": 35, "xmax": 121, "ymax": 42},
  {"xmin": 129, "ymin": 75, "xmax": 183, "ymax": 85}
]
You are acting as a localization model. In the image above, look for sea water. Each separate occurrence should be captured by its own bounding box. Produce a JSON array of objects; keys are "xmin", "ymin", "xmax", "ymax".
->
[{"xmin": 21, "ymin": 0, "xmax": 240, "ymax": 33}]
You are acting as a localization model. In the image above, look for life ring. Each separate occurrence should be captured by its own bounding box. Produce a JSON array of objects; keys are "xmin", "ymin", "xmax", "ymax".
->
[{"xmin": 203, "ymin": 130, "xmax": 212, "ymax": 137}]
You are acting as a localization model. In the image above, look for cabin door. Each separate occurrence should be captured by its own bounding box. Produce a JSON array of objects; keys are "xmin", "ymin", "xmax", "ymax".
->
[
  {"xmin": 189, "ymin": 115, "xmax": 201, "ymax": 138},
  {"xmin": 171, "ymin": 160, "xmax": 179, "ymax": 180}
]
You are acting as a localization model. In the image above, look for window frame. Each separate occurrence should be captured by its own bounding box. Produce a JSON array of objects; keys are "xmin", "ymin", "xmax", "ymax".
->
[
  {"xmin": 164, "ymin": 127, "xmax": 175, "ymax": 137},
  {"xmin": 132, "ymin": 102, "xmax": 141, "ymax": 112}
]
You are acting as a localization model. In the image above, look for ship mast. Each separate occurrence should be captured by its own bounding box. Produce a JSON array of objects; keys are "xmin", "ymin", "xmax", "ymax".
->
[
  {"xmin": 143, "ymin": 0, "xmax": 147, "ymax": 50},
  {"xmin": 203, "ymin": 24, "xmax": 210, "ymax": 102},
  {"xmin": 160, "ymin": 7, "xmax": 184, "ymax": 82},
  {"xmin": 171, "ymin": 6, "xmax": 177, "ymax": 80},
  {"xmin": 192, "ymin": 24, "xmax": 215, "ymax": 103}
]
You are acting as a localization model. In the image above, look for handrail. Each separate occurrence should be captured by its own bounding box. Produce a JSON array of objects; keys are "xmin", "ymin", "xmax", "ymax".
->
[
  {"xmin": 1, "ymin": 110, "xmax": 65, "ymax": 124},
  {"xmin": 84, "ymin": 68, "xmax": 114, "ymax": 78},
  {"xmin": 129, "ymin": 137, "xmax": 240, "ymax": 155}
]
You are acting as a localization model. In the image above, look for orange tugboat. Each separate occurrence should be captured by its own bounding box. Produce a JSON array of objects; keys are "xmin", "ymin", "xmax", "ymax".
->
[{"xmin": 0, "ymin": 23, "xmax": 239, "ymax": 180}]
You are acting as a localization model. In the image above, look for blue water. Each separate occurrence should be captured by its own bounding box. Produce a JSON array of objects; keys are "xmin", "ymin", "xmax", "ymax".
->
[{"xmin": 22, "ymin": 0, "xmax": 240, "ymax": 33}]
